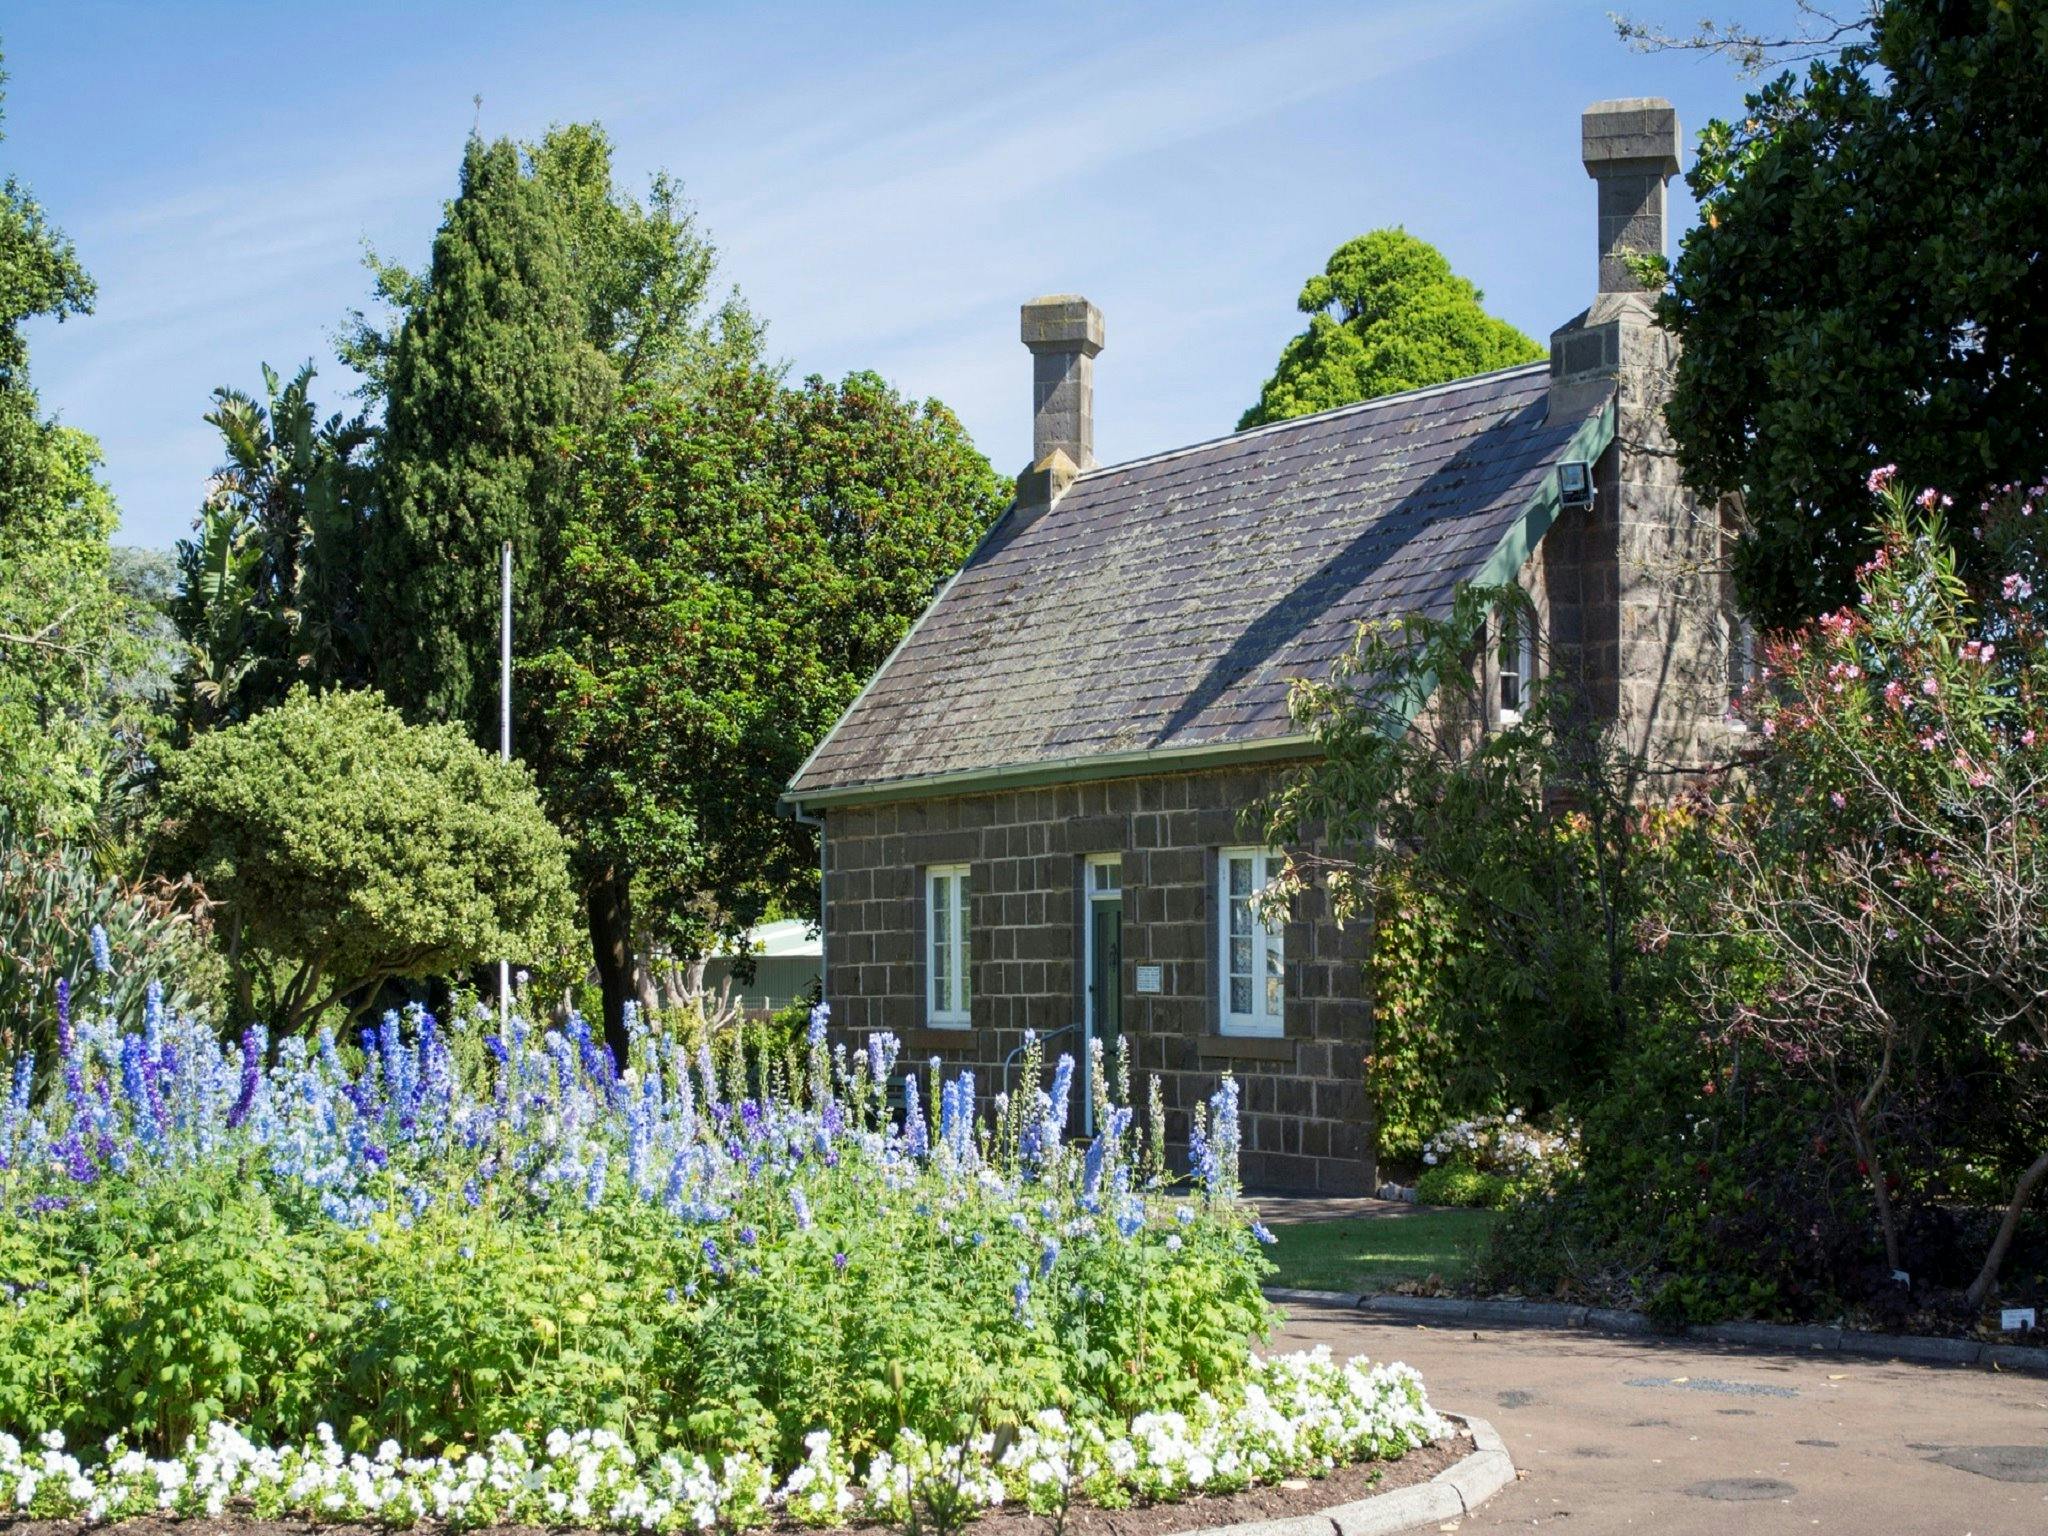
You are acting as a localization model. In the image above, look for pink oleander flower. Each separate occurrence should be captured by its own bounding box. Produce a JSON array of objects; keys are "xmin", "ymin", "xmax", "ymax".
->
[{"xmin": 1867, "ymin": 464, "xmax": 1898, "ymax": 494}]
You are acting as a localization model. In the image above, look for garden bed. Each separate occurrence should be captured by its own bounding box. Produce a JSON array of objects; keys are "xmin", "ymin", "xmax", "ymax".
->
[
  {"xmin": 0, "ymin": 1434, "xmax": 1469, "ymax": 1536},
  {"xmin": 0, "ymin": 988, "xmax": 1455, "ymax": 1533}
]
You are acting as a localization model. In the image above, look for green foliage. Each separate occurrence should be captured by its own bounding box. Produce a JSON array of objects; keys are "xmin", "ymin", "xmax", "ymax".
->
[
  {"xmin": 151, "ymin": 687, "xmax": 578, "ymax": 1030},
  {"xmin": 1239, "ymin": 229, "xmax": 1541, "ymax": 429},
  {"xmin": 529, "ymin": 367, "xmax": 1010, "ymax": 967},
  {"xmin": 1485, "ymin": 480, "xmax": 2048, "ymax": 1324},
  {"xmin": 1, "ymin": 1025, "xmax": 1271, "ymax": 1466},
  {"xmin": 0, "ymin": 55, "xmax": 133, "ymax": 836},
  {"xmin": 362, "ymin": 125, "xmax": 756, "ymax": 749},
  {"xmin": 1662, "ymin": 0, "xmax": 2048, "ymax": 626},
  {"xmin": 1265, "ymin": 585, "xmax": 1704, "ymax": 1158},
  {"xmin": 1701, "ymin": 482, "xmax": 2048, "ymax": 1309},
  {"xmin": 0, "ymin": 814, "xmax": 221, "ymax": 1055},
  {"xmin": 1414, "ymin": 1164, "xmax": 1510, "ymax": 1210},
  {"xmin": 6, "ymin": 1180, "xmax": 1268, "ymax": 1468},
  {"xmin": 364, "ymin": 133, "xmax": 613, "ymax": 744},
  {"xmin": 170, "ymin": 364, "xmax": 374, "ymax": 738}
]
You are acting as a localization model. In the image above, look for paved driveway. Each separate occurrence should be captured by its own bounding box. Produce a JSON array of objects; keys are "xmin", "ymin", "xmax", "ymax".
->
[{"xmin": 1276, "ymin": 1295, "xmax": 2048, "ymax": 1534}]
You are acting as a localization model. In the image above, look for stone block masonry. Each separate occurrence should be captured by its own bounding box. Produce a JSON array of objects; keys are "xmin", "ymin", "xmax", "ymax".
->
[{"xmin": 821, "ymin": 763, "xmax": 1377, "ymax": 1195}]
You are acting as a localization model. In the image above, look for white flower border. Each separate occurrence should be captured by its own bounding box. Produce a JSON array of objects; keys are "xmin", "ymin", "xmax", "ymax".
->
[{"xmin": 0, "ymin": 1349, "xmax": 1448, "ymax": 1531}]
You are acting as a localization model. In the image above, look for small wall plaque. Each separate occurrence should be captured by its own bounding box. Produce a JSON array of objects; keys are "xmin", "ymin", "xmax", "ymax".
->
[
  {"xmin": 1134, "ymin": 964, "xmax": 1163, "ymax": 995},
  {"xmin": 2001, "ymin": 1306, "xmax": 2037, "ymax": 1332}
]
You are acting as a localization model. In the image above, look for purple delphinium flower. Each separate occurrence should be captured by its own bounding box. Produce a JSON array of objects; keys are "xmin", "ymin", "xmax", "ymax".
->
[
  {"xmin": 833, "ymin": 1251, "xmax": 849, "ymax": 1272},
  {"xmin": 57, "ymin": 978, "xmax": 86, "ymax": 1113},
  {"xmin": 790, "ymin": 1186, "xmax": 814, "ymax": 1230},
  {"xmin": 227, "ymin": 1026, "xmax": 263, "ymax": 1129}
]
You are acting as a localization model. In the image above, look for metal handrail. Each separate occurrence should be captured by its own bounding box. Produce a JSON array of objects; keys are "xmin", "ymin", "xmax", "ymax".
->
[{"xmin": 999, "ymin": 1021, "xmax": 1078, "ymax": 1101}]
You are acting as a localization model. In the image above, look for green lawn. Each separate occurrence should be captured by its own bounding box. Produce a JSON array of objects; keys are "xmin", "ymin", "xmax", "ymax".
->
[{"xmin": 1262, "ymin": 1209, "xmax": 1501, "ymax": 1293}]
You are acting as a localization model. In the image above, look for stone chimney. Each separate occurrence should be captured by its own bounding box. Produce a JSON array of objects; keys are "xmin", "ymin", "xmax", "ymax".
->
[
  {"xmin": 1584, "ymin": 98, "xmax": 1681, "ymax": 296},
  {"xmin": 1016, "ymin": 295, "xmax": 1103, "ymax": 507},
  {"xmin": 1550, "ymin": 98, "xmax": 1681, "ymax": 415},
  {"xmin": 1544, "ymin": 97, "xmax": 1736, "ymax": 773}
]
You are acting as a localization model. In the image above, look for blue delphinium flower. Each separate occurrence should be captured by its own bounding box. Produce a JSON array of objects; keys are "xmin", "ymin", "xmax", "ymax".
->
[
  {"xmin": 901, "ymin": 1074, "xmax": 930, "ymax": 1160},
  {"xmin": 1206, "ymin": 1076, "xmax": 1242, "ymax": 1194},
  {"xmin": 89, "ymin": 925, "xmax": 111, "ymax": 976},
  {"xmin": 806, "ymin": 1001, "xmax": 831, "ymax": 1048},
  {"xmin": 790, "ymin": 1186, "xmax": 814, "ymax": 1231},
  {"xmin": 1048, "ymin": 1054, "xmax": 1074, "ymax": 1137}
]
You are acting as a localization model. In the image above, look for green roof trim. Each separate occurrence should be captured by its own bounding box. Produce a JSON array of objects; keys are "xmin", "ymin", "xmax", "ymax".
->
[
  {"xmin": 1378, "ymin": 393, "xmax": 1618, "ymax": 737},
  {"xmin": 1469, "ymin": 396, "xmax": 1615, "ymax": 592}
]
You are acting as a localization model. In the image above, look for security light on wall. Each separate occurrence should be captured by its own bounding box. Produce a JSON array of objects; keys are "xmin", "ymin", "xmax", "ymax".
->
[{"xmin": 1557, "ymin": 459, "xmax": 1595, "ymax": 510}]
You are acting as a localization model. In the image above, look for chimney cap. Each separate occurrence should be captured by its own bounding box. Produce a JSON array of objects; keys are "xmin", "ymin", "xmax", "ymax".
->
[
  {"xmin": 1021, "ymin": 295, "xmax": 1104, "ymax": 355},
  {"xmin": 1582, "ymin": 98, "xmax": 1681, "ymax": 179}
]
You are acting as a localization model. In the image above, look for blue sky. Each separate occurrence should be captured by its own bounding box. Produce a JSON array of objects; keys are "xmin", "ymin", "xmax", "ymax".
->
[{"xmin": 5, "ymin": 0, "xmax": 1812, "ymax": 551}]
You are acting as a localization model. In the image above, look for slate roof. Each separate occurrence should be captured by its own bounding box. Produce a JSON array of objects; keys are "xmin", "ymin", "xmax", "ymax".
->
[{"xmin": 788, "ymin": 362, "xmax": 1604, "ymax": 803}]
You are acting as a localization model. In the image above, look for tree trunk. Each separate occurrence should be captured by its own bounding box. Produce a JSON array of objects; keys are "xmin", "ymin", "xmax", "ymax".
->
[
  {"xmin": 1846, "ymin": 1112, "xmax": 1903, "ymax": 1274},
  {"xmin": 1964, "ymin": 1146, "xmax": 2048, "ymax": 1312},
  {"xmin": 585, "ymin": 864, "xmax": 635, "ymax": 1066}
]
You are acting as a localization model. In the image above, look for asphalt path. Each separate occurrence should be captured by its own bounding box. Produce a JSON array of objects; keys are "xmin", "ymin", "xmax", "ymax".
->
[{"xmin": 1275, "ymin": 1295, "xmax": 2048, "ymax": 1535}]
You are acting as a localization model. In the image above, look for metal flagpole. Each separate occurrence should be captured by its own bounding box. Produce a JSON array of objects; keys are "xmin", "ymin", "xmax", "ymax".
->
[{"xmin": 499, "ymin": 540, "xmax": 512, "ymax": 1028}]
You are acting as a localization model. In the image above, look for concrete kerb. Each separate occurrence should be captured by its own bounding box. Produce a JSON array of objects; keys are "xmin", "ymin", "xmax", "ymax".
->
[
  {"xmin": 1262, "ymin": 1286, "xmax": 2048, "ymax": 1375},
  {"xmin": 1174, "ymin": 1414, "xmax": 1515, "ymax": 1536}
]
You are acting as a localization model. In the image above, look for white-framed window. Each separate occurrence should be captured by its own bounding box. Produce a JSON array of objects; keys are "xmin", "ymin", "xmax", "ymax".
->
[
  {"xmin": 1087, "ymin": 854, "xmax": 1121, "ymax": 897},
  {"xmin": 925, "ymin": 865, "xmax": 972, "ymax": 1027},
  {"xmin": 1497, "ymin": 608, "xmax": 1535, "ymax": 724},
  {"xmin": 1218, "ymin": 847, "xmax": 1284, "ymax": 1037},
  {"xmin": 1723, "ymin": 610, "xmax": 1758, "ymax": 727}
]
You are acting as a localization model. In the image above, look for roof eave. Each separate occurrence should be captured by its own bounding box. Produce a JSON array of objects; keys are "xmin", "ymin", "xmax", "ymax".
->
[
  {"xmin": 1378, "ymin": 391, "xmax": 1619, "ymax": 737},
  {"xmin": 781, "ymin": 731, "xmax": 1322, "ymax": 813}
]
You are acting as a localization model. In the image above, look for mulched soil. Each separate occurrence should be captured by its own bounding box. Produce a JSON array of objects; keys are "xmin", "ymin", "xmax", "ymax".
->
[{"xmin": 0, "ymin": 1438, "xmax": 1470, "ymax": 1536}]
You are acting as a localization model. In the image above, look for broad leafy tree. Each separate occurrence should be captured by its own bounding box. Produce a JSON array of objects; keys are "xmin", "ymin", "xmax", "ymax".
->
[
  {"xmin": 1659, "ymin": 0, "xmax": 2048, "ymax": 626},
  {"xmin": 1240, "ymin": 229, "xmax": 1541, "ymax": 429},
  {"xmin": 153, "ymin": 687, "xmax": 578, "ymax": 1032},
  {"xmin": 170, "ymin": 363, "xmax": 373, "ymax": 737},
  {"xmin": 0, "ymin": 50, "xmax": 130, "ymax": 836},
  {"xmin": 529, "ymin": 368, "xmax": 1011, "ymax": 1051}
]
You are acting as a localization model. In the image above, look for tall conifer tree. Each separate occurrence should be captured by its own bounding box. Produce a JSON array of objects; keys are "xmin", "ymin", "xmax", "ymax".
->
[{"xmin": 366, "ymin": 134, "xmax": 610, "ymax": 743}]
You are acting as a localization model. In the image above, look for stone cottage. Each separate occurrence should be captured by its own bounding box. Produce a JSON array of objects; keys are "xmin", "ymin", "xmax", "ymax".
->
[{"xmin": 781, "ymin": 100, "xmax": 1742, "ymax": 1193}]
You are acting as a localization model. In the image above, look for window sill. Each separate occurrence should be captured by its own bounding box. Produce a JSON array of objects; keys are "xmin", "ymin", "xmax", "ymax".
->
[
  {"xmin": 902, "ymin": 1026, "xmax": 974, "ymax": 1053},
  {"xmin": 1199, "ymin": 1034, "xmax": 1295, "ymax": 1063}
]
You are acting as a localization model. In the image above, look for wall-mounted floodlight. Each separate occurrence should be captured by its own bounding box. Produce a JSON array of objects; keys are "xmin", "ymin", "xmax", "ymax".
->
[{"xmin": 1556, "ymin": 459, "xmax": 1595, "ymax": 510}]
